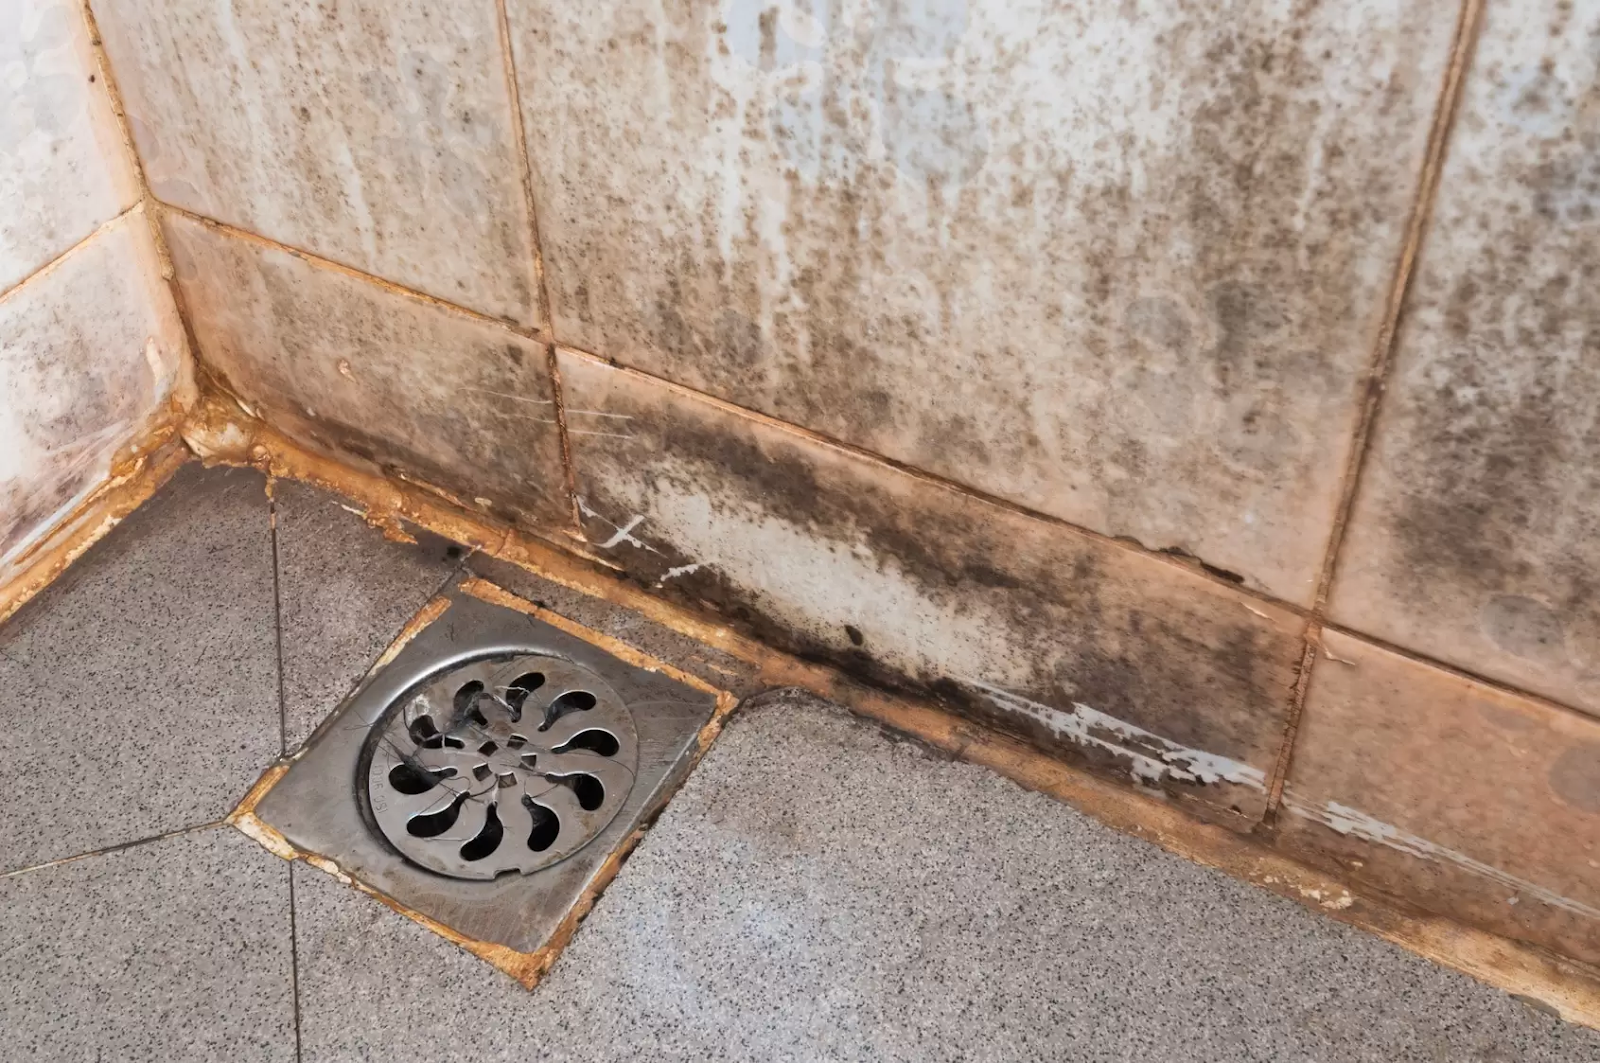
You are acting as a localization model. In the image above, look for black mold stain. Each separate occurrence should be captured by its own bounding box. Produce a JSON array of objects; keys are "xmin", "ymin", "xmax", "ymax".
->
[
  {"xmin": 1376, "ymin": 11, "xmax": 1600, "ymax": 676},
  {"xmin": 571, "ymin": 371, "xmax": 1301, "ymax": 818},
  {"xmin": 172, "ymin": 219, "xmax": 568, "ymax": 532},
  {"xmin": 525, "ymin": 0, "xmax": 1449, "ymax": 585}
]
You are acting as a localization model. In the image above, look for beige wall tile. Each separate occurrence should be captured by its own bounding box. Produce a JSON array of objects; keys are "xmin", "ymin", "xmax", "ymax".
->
[
  {"xmin": 1, "ymin": 0, "xmax": 138, "ymax": 291},
  {"xmin": 163, "ymin": 212, "xmax": 567, "ymax": 531},
  {"xmin": 96, "ymin": 0, "xmax": 539, "ymax": 325},
  {"xmin": 558, "ymin": 348, "xmax": 1305, "ymax": 827},
  {"xmin": 1330, "ymin": 0, "xmax": 1600, "ymax": 719},
  {"xmin": 1280, "ymin": 630, "xmax": 1600, "ymax": 965},
  {"xmin": 0, "ymin": 211, "xmax": 187, "ymax": 570},
  {"xmin": 512, "ymin": 0, "xmax": 1459, "ymax": 603}
]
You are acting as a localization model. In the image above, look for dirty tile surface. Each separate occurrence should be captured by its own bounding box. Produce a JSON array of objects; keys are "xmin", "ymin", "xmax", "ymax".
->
[
  {"xmin": 163, "ymin": 212, "xmax": 570, "ymax": 531},
  {"xmin": 0, "ymin": 211, "xmax": 186, "ymax": 571},
  {"xmin": 94, "ymin": 0, "xmax": 539, "ymax": 323},
  {"xmin": 273, "ymin": 477, "xmax": 463, "ymax": 751},
  {"xmin": 293, "ymin": 694, "xmax": 1600, "ymax": 1062},
  {"xmin": 559, "ymin": 351, "xmax": 1301, "ymax": 827},
  {"xmin": 0, "ymin": 827, "xmax": 295, "ymax": 1063},
  {"xmin": 511, "ymin": 0, "xmax": 1458, "ymax": 602},
  {"xmin": 1330, "ymin": 0, "xmax": 1600, "ymax": 718},
  {"xmin": 0, "ymin": 463, "xmax": 279, "ymax": 870},
  {"xmin": 1280, "ymin": 629, "xmax": 1600, "ymax": 966},
  {"xmin": 1, "ymin": 0, "xmax": 137, "ymax": 291}
]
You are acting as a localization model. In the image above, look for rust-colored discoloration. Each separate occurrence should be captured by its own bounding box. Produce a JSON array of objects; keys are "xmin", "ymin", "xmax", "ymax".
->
[
  {"xmin": 371, "ymin": 596, "xmax": 452, "ymax": 674},
  {"xmin": 0, "ymin": 430, "xmax": 188, "ymax": 628},
  {"xmin": 557, "ymin": 351, "xmax": 1299, "ymax": 828},
  {"xmin": 1329, "ymin": 0, "xmax": 1600, "ymax": 719},
  {"xmin": 188, "ymin": 395, "xmax": 1600, "ymax": 1020},
  {"xmin": 461, "ymin": 576, "xmax": 722, "ymax": 697},
  {"xmin": 161, "ymin": 209, "xmax": 572, "ymax": 534},
  {"xmin": 1279, "ymin": 630, "xmax": 1600, "ymax": 968},
  {"xmin": 509, "ymin": 0, "xmax": 1460, "ymax": 602}
]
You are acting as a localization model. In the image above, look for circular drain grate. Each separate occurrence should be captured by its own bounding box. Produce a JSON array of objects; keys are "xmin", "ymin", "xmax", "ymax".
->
[{"xmin": 364, "ymin": 654, "xmax": 638, "ymax": 880}]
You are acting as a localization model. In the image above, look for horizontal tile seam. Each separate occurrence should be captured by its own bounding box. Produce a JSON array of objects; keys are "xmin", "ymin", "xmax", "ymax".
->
[
  {"xmin": 0, "ymin": 818, "xmax": 228, "ymax": 879},
  {"xmin": 157, "ymin": 203, "xmax": 554, "ymax": 345},
  {"xmin": 0, "ymin": 204, "xmax": 139, "ymax": 305},
  {"xmin": 556, "ymin": 344, "xmax": 1600, "ymax": 734},
  {"xmin": 553, "ymin": 344, "xmax": 1309, "ymax": 614}
]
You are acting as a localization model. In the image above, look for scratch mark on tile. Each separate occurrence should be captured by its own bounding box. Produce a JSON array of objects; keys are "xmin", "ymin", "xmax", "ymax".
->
[
  {"xmin": 456, "ymin": 385, "xmax": 555, "ymax": 405},
  {"xmin": 961, "ymin": 677, "xmax": 1267, "ymax": 790},
  {"xmin": 1282, "ymin": 794, "xmax": 1600, "ymax": 921}
]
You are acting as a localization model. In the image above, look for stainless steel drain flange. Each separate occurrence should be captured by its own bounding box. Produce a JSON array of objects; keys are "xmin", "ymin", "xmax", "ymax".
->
[{"xmin": 364, "ymin": 653, "xmax": 638, "ymax": 880}]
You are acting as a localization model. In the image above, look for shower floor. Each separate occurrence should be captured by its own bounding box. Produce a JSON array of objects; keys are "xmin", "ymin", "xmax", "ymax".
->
[{"xmin": 1, "ymin": 463, "xmax": 1594, "ymax": 1062}]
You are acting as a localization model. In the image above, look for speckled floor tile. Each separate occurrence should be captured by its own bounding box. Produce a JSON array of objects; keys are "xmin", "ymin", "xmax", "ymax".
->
[
  {"xmin": 0, "ymin": 463, "xmax": 280, "ymax": 871},
  {"xmin": 0, "ymin": 827, "xmax": 294, "ymax": 1063},
  {"xmin": 273, "ymin": 478, "xmax": 463, "ymax": 751},
  {"xmin": 293, "ymin": 693, "xmax": 1600, "ymax": 1062}
]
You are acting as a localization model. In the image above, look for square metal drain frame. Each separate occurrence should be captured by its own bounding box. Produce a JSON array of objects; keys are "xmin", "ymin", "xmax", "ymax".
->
[{"xmin": 245, "ymin": 574, "xmax": 729, "ymax": 978}]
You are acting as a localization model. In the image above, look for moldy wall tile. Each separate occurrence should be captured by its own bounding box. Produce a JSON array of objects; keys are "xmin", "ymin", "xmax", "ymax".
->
[
  {"xmin": 1330, "ymin": 0, "xmax": 1600, "ymax": 720},
  {"xmin": 0, "ymin": 212, "xmax": 187, "ymax": 572},
  {"xmin": 162, "ymin": 212, "xmax": 569, "ymax": 532},
  {"xmin": 510, "ymin": 0, "xmax": 1460, "ymax": 604},
  {"xmin": 557, "ymin": 348, "xmax": 1306, "ymax": 829},
  {"xmin": 1, "ymin": 0, "xmax": 138, "ymax": 291},
  {"xmin": 94, "ymin": 0, "xmax": 540, "ymax": 325},
  {"xmin": 1279, "ymin": 630, "xmax": 1600, "ymax": 966}
]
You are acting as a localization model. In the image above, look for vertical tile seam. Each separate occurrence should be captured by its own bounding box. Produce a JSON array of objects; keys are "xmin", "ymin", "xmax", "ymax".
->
[
  {"xmin": 1260, "ymin": 0, "xmax": 1488, "ymax": 825},
  {"xmin": 77, "ymin": 1, "xmax": 206, "ymax": 393},
  {"xmin": 287, "ymin": 863, "xmax": 304, "ymax": 1063},
  {"xmin": 493, "ymin": 0, "xmax": 583, "ymax": 532},
  {"xmin": 266, "ymin": 477, "xmax": 289, "ymax": 758}
]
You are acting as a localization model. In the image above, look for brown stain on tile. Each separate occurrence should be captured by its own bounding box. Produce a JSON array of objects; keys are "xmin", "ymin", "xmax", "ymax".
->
[
  {"xmin": 184, "ymin": 389, "xmax": 1600, "ymax": 1022},
  {"xmin": 1278, "ymin": 630, "xmax": 1600, "ymax": 966},
  {"xmin": 1329, "ymin": 0, "xmax": 1600, "ymax": 716},
  {"xmin": 0, "ymin": 429, "xmax": 189, "ymax": 628},
  {"xmin": 161, "ymin": 211, "xmax": 571, "ymax": 533},
  {"xmin": 557, "ymin": 353, "xmax": 1303, "ymax": 827},
  {"xmin": 513, "ymin": 0, "xmax": 1459, "ymax": 600}
]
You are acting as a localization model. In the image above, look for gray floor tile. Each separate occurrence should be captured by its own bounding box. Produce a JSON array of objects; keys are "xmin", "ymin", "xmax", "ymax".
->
[
  {"xmin": 0, "ymin": 463, "xmax": 280, "ymax": 870},
  {"xmin": 293, "ymin": 693, "xmax": 1600, "ymax": 1062},
  {"xmin": 273, "ymin": 478, "xmax": 462, "ymax": 751},
  {"xmin": 0, "ymin": 827, "xmax": 295, "ymax": 1063}
]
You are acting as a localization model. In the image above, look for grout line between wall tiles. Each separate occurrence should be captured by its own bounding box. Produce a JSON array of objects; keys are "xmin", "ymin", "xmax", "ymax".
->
[
  {"xmin": 0, "ymin": 204, "xmax": 137, "ymax": 305},
  {"xmin": 491, "ymin": 0, "xmax": 584, "ymax": 534},
  {"xmin": 553, "ymin": 344, "xmax": 1311, "ymax": 615},
  {"xmin": 156, "ymin": 203, "xmax": 555, "ymax": 346},
  {"xmin": 1260, "ymin": 0, "xmax": 1488, "ymax": 827},
  {"xmin": 78, "ymin": 0, "xmax": 206, "ymax": 396}
]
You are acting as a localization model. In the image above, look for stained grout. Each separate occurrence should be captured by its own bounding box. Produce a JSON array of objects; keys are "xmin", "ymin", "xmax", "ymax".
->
[
  {"xmin": 288, "ymin": 862, "xmax": 304, "ymax": 1063},
  {"xmin": 0, "ymin": 204, "xmax": 138, "ymax": 305},
  {"xmin": 268, "ymin": 477, "xmax": 290, "ymax": 758},
  {"xmin": 1, "ymin": 819, "xmax": 228, "ymax": 879},
  {"xmin": 1260, "ymin": 0, "xmax": 1488, "ymax": 824},
  {"xmin": 159, "ymin": 202, "xmax": 552, "ymax": 345}
]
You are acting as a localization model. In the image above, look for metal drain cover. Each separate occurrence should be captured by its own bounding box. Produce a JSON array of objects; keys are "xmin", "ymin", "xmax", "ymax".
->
[{"xmin": 364, "ymin": 654, "xmax": 638, "ymax": 880}]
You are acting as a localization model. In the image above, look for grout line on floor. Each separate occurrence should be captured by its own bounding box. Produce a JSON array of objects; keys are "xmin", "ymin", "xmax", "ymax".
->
[
  {"xmin": 1, "ymin": 819, "xmax": 228, "ymax": 879},
  {"xmin": 267, "ymin": 477, "xmax": 290, "ymax": 758},
  {"xmin": 288, "ymin": 863, "xmax": 304, "ymax": 1063}
]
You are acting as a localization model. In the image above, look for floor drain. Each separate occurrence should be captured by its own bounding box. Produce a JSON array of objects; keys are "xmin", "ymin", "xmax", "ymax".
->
[{"xmin": 364, "ymin": 654, "xmax": 638, "ymax": 880}]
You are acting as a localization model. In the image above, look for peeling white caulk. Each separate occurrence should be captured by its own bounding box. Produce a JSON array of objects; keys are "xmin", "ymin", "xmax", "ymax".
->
[
  {"xmin": 959, "ymin": 677, "xmax": 1266, "ymax": 791},
  {"xmin": 1282, "ymin": 794, "xmax": 1600, "ymax": 921},
  {"xmin": 576, "ymin": 497, "xmax": 661, "ymax": 554},
  {"xmin": 660, "ymin": 563, "xmax": 702, "ymax": 581}
]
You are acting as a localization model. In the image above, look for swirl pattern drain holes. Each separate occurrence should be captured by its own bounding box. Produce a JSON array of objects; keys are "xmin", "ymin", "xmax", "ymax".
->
[{"xmin": 365, "ymin": 654, "xmax": 638, "ymax": 880}]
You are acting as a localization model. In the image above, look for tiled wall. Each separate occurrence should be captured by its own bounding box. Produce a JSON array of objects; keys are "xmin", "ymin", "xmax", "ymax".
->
[
  {"xmin": 0, "ymin": 0, "xmax": 188, "ymax": 585},
  {"xmin": 88, "ymin": 0, "xmax": 1600, "ymax": 963}
]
